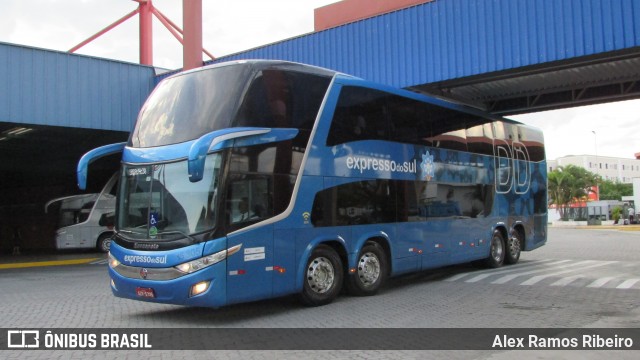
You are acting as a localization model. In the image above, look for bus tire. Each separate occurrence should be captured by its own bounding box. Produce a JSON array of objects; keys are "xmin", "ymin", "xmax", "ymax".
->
[
  {"xmin": 484, "ymin": 230, "xmax": 505, "ymax": 268},
  {"xmin": 346, "ymin": 241, "xmax": 387, "ymax": 296},
  {"xmin": 504, "ymin": 230, "xmax": 522, "ymax": 265},
  {"xmin": 97, "ymin": 233, "xmax": 112, "ymax": 253},
  {"xmin": 299, "ymin": 245, "xmax": 343, "ymax": 307}
]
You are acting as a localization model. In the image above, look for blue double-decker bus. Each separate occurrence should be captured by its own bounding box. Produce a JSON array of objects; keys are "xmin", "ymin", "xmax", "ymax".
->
[{"xmin": 78, "ymin": 60, "xmax": 547, "ymax": 307}]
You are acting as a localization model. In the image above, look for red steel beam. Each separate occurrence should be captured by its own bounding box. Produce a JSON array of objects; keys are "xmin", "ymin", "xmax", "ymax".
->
[
  {"xmin": 68, "ymin": 8, "xmax": 139, "ymax": 53},
  {"xmin": 183, "ymin": 0, "xmax": 203, "ymax": 70},
  {"xmin": 152, "ymin": 8, "xmax": 185, "ymax": 44},
  {"xmin": 138, "ymin": 0, "xmax": 153, "ymax": 65},
  {"xmin": 69, "ymin": 0, "xmax": 214, "ymax": 67},
  {"xmin": 155, "ymin": 6, "xmax": 215, "ymax": 61}
]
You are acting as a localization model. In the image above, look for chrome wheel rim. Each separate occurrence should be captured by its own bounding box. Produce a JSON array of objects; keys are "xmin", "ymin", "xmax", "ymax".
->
[
  {"xmin": 307, "ymin": 257, "xmax": 335, "ymax": 294},
  {"xmin": 101, "ymin": 238, "xmax": 111, "ymax": 252},
  {"xmin": 491, "ymin": 236, "xmax": 503, "ymax": 262},
  {"xmin": 357, "ymin": 252, "xmax": 380, "ymax": 287},
  {"xmin": 509, "ymin": 235, "xmax": 520, "ymax": 258}
]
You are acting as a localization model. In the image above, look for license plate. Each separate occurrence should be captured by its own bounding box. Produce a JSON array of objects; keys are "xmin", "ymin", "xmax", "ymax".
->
[{"xmin": 136, "ymin": 287, "xmax": 155, "ymax": 298}]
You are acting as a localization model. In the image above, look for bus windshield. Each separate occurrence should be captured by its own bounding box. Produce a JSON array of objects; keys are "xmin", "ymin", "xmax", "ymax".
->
[
  {"xmin": 117, "ymin": 154, "xmax": 222, "ymax": 240},
  {"xmin": 130, "ymin": 65, "xmax": 252, "ymax": 148}
]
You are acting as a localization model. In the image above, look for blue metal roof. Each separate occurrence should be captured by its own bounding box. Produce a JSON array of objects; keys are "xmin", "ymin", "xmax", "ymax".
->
[
  {"xmin": 0, "ymin": 42, "xmax": 155, "ymax": 132},
  {"xmin": 213, "ymin": 0, "xmax": 640, "ymax": 89},
  {"xmin": 3, "ymin": 0, "xmax": 639, "ymax": 131}
]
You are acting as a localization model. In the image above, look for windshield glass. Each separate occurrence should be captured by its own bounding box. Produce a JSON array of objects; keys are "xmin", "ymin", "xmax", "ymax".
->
[
  {"xmin": 55, "ymin": 194, "xmax": 99, "ymax": 227},
  {"xmin": 117, "ymin": 154, "xmax": 222, "ymax": 240},
  {"xmin": 130, "ymin": 65, "xmax": 252, "ymax": 147}
]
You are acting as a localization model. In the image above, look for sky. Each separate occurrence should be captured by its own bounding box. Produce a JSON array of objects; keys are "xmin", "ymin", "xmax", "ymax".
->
[{"xmin": 1, "ymin": 0, "xmax": 639, "ymax": 161}]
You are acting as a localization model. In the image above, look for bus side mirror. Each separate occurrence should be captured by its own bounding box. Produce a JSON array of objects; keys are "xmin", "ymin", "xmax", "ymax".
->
[
  {"xmin": 187, "ymin": 127, "xmax": 299, "ymax": 182},
  {"xmin": 77, "ymin": 142, "xmax": 126, "ymax": 190},
  {"xmin": 187, "ymin": 128, "xmax": 270, "ymax": 182}
]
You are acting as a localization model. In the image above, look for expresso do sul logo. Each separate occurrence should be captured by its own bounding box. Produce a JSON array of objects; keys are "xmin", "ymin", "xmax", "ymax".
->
[
  {"xmin": 346, "ymin": 156, "xmax": 417, "ymax": 175},
  {"xmin": 420, "ymin": 151, "xmax": 435, "ymax": 181}
]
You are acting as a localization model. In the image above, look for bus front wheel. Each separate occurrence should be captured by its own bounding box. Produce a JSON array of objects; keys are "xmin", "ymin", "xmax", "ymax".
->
[
  {"xmin": 484, "ymin": 230, "xmax": 505, "ymax": 268},
  {"xmin": 97, "ymin": 233, "xmax": 112, "ymax": 253},
  {"xmin": 346, "ymin": 241, "xmax": 387, "ymax": 296},
  {"xmin": 299, "ymin": 245, "xmax": 344, "ymax": 306}
]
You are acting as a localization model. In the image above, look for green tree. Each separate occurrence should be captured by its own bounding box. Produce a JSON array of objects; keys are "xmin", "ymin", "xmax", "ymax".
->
[
  {"xmin": 547, "ymin": 165, "xmax": 600, "ymax": 220},
  {"xmin": 598, "ymin": 179, "xmax": 633, "ymax": 200},
  {"xmin": 548, "ymin": 170, "xmax": 572, "ymax": 220},
  {"xmin": 611, "ymin": 206, "xmax": 622, "ymax": 223}
]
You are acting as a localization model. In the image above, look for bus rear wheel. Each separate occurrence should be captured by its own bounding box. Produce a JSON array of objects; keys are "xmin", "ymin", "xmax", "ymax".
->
[
  {"xmin": 299, "ymin": 245, "xmax": 344, "ymax": 306},
  {"xmin": 505, "ymin": 230, "xmax": 522, "ymax": 265},
  {"xmin": 346, "ymin": 241, "xmax": 387, "ymax": 296},
  {"xmin": 484, "ymin": 230, "xmax": 505, "ymax": 268},
  {"xmin": 97, "ymin": 233, "xmax": 112, "ymax": 253}
]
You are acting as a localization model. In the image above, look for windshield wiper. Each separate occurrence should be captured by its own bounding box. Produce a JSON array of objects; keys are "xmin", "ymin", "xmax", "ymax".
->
[
  {"xmin": 116, "ymin": 229, "xmax": 146, "ymax": 240},
  {"xmin": 156, "ymin": 230, "xmax": 197, "ymax": 242},
  {"xmin": 116, "ymin": 228, "xmax": 196, "ymax": 242}
]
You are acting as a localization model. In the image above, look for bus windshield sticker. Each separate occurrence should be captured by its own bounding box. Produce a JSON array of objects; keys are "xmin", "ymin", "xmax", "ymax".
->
[
  {"xmin": 149, "ymin": 212, "xmax": 159, "ymax": 239},
  {"xmin": 127, "ymin": 167, "xmax": 148, "ymax": 177}
]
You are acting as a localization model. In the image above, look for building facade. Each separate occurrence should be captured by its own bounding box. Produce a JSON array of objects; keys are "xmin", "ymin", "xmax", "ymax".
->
[{"xmin": 548, "ymin": 155, "xmax": 640, "ymax": 184}]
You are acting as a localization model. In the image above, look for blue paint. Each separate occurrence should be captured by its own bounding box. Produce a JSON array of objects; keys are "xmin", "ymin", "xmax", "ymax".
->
[{"xmin": 91, "ymin": 61, "xmax": 547, "ymax": 308}]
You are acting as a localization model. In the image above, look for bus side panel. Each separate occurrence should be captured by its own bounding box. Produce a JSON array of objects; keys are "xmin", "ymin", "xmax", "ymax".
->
[
  {"xmin": 439, "ymin": 220, "xmax": 474, "ymax": 266},
  {"xmin": 530, "ymin": 213, "xmax": 548, "ymax": 250},
  {"xmin": 529, "ymin": 160, "xmax": 548, "ymax": 250},
  {"xmin": 225, "ymin": 225, "xmax": 274, "ymax": 305},
  {"xmin": 273, "ymin": 229, "xmax": 298, "ymax": 296},
  {"xmin": 394, "ymin": 223, "xmax": 427, "ymax": 274}
]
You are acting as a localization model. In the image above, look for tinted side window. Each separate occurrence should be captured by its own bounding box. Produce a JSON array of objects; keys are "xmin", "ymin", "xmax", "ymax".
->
[
  {"xmin": 429, "ymin": 129, "xmax": 467, "ymax": 152},
  {"xmin": 387, "ymin": 95, "xmax": 426, "ymax": 144},
  {"xmin": 520, "ymin": 126, "xmax": 545, "ymax": 162},
  {"xmin": 312, "ymin": 180, "xmax": 496, "ymax": 227},
  {"xmin": 327, "ymin": 86, "xmax": 501, "ymax": 156},
  {"xmin": 466, "ymin": 123, "xmax": 494, "ymax": 156},
  {"xmin": 311, "ymin": 180, "xmax": 396, "ymax": 226},
  {"xmin": 234, "ymin": 69, "xmax": 331, "ymax": 132},
  {"xmin": 327, "ymin": 87, "xmax": 389, "ymax": 146},
  {"xmin": 224, "ymin": 173, "xmax": 295, "ymax": 231},
  {"xmin": 229, "ymin": 140, "xmax": 305, "ymax": 176},
  {"xmin": 398, "ymin": 181, "xmax": 494, "ymax": 220}
]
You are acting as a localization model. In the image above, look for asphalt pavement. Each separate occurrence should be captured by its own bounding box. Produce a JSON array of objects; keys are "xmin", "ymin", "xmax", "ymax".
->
[{"xmin": 1, "ymin": 224, "xmax": 639, "ymax": 270}]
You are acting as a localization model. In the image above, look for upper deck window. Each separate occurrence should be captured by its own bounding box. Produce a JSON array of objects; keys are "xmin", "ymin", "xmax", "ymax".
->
[
  {"xmin": 130, "ymin": 64, "xmax": 332, "ymax": 148},
  {"xmin": 234, "ymin": 69, "xmax": 331, "ymax": 132},
  {"xmin": 131, "ymin": 65, "xmax": 251, "ymax": 148}
]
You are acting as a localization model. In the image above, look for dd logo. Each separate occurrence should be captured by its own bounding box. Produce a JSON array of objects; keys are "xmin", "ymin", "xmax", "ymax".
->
[{"xmin": 494, "ymin": 139, "xmax": 530, "ymax": 195}]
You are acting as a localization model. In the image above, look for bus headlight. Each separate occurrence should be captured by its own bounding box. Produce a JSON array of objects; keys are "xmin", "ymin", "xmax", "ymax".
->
[
  {"xmin": 190, "ymin": 281, "xmax": 210, "ymax": 297},
  {"xmin": 108, "ymin": 252, "xmax": 120, "ymax": 268},
  {"xmin": 175, "ymin": 244, "xmax": 242, "ymax": 274}
]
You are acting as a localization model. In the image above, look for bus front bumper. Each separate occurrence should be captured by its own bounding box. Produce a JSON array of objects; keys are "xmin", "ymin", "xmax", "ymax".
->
[{"xmin": 108, "ymin": 260, "xmax": 228, "ymax": 308}]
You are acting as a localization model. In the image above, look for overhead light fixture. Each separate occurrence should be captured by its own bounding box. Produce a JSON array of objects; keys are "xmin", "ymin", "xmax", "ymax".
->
[
  {"xmin": 3, "ymin": 127, "xmax": 33, "ymax": 136},
  {"xmin": 1, "ymin": 127, "xmax": 35, "ymax": 139}
]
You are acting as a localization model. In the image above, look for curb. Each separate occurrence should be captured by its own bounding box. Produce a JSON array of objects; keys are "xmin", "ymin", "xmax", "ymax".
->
[{"xmin": 0, "ymin": 258, "xmax": 101, "ymax": 270}]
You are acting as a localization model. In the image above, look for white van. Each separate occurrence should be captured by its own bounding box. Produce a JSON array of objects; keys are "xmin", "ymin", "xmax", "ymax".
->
[{"xmin": 45, "ymin": 174, "xmax": 117, "ymax": 252}]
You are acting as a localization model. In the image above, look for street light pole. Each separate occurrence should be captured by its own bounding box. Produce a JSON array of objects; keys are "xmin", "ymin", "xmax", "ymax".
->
[{"xmin": 592, "ymin": 130, "xmax": 599, "ymax": 201}]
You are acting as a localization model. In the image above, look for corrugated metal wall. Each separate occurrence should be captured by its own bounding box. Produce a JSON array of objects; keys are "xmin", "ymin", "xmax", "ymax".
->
[
  {"xmin": 215, "ymin": 0, "xmax": 640, "ymax": 88},
  {"xmin": 0, "ymin": 42, "xmax": 155, "ymax": 132},
  {"xmin": 3, "ymin": 0, "xmax": 639, "ymax": 131}
]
